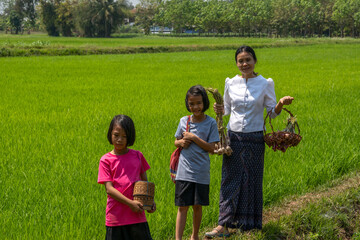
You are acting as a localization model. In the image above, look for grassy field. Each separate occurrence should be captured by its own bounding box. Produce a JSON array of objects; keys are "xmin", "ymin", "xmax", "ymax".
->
[
  {"xmin": 2, "ymin": 32, "xmax": 359, "ymax": 47},
  {"xmin": 1, "ymin": 33, "xmax": 360, "ymax": 57},
  {"xmin": 0, "ymin": 41, "xmax": 359, "ymax": 239}
]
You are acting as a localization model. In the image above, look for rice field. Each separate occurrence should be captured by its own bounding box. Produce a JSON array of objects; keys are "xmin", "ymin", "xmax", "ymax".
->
[
  {"xmin": 1, "ymin": 32, "xmax": 359, "ymax": 48},
  {"xmin": 0, "ymin": 40, "xmax": 359, "ymax": 239}
]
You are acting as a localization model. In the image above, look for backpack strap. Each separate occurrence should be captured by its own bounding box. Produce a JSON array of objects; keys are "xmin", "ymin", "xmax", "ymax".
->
[
  {"xmin": 137, "ymin": 150, "xmax": 147, "ymax": 181},
  {"xmin": 186, "ymin": 115, "xmax": 191, "ymax": 132}
]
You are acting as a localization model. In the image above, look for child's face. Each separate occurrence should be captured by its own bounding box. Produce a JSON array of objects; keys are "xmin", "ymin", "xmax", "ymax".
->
[
  {"xmin": 111, "ymin": 124, "xmax": 128, "ymax": 154},
  {"xmin": 187, "ymin": 94, "xmax": 204, "ymax": 117}
]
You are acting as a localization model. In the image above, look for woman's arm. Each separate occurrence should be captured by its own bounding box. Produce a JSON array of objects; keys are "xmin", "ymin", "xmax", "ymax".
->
[
  {"xmin": 104, "ymin": 181, "xmax": 144, "ymax": 213},
  {"xmin": 274, "ymin": 96, "xmax": 294, "ymax": 114},
  {"xmin": 182, "ymin": 132, "xmax": 217, "ymax": 154}
]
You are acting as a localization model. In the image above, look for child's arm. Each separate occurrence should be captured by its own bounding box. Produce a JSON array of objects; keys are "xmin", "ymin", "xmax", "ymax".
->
[
  {"xmin": 182, "ymin": 132, "xmax": 217, "ymax": 154},
  {"xmin": 175, "ymin": 137, "xmax": 192, "ymax": 149},
  {"xmin": 104, "ymin": 181, "xmax": 144, "ymax": 213}
]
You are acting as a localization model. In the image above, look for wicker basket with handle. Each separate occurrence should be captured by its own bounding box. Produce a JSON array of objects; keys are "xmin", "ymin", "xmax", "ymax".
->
[
  {"xmin": 263, "ymin": 108, "xmax": 302, "ymax": 152},
  {"xmin": 133, "ymin": 181, "xmax": 155, "ymax": 210}
]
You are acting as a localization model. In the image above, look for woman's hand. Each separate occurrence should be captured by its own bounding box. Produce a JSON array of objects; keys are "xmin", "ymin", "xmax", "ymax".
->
[
  {"xmin": 129, "ymin": 200, "xmax": 144, "ymax": 213},
  {"xmin": 213, "ymin": 103, "xmax": 225, "ymax": 115},
  {"xmin": 275, "ymin": 96, "xmax": 294, "ymax": 114},
  {"xmin": 280, "ymin": 96, "xmax": 294, "ymax": 105},
  {"xmin": 147, "ymin": 202, "xmax": 156, "ymax": 213}
]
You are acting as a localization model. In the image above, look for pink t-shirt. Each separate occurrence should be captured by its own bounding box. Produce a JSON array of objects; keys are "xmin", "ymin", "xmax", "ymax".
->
[{"xmin": 97, "ymin": 149, "xmax": 150, "ymax": 226}]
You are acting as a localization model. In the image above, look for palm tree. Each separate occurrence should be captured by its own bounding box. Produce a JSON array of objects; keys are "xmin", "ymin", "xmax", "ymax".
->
[{"xmin": 91, "ymin": 0, "xmax": 126, "ymax": 37}]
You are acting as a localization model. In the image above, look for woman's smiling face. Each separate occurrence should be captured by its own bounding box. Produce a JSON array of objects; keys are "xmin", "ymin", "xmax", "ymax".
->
[{"xmin": 236, "ymin": 51, "xmax": 256, "ymax": 78}]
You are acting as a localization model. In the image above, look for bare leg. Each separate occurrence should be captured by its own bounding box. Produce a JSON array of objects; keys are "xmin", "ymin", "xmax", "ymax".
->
[
  {"xmin": 191, "ymin": 205, "xmax": 202, "ymax": 240},
  {"xmin": 176, "ymin": 206, "xmax": 189, "ymax": 240}
]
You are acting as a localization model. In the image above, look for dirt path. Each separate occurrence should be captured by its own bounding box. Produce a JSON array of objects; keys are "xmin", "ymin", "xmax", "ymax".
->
[{"xmin": 263, "ymin": 171, "xmax": 360, "ymax": 224}]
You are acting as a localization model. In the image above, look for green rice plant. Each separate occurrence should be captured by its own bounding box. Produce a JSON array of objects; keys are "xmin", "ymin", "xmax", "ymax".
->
[
  {"xmin": 0, "ymin": 33, "xmax": 360, "ymax": 57},
  {"xmin": 0, "ymin": 43, "xmax": 359, "ymax": 239}
]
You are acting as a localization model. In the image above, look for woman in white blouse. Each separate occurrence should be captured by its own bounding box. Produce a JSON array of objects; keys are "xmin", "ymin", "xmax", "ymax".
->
[{"xmin": 205, "ymin": 46, "xmax": 293, "ymax": 238}]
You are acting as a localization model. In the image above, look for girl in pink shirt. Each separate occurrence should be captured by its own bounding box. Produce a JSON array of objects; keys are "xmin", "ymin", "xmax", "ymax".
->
[{"xmin": 98, "ymin": 114, "xmax": 156, "ymax": 240}]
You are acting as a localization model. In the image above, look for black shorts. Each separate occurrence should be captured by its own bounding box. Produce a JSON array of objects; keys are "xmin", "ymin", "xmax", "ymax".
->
[
  {"xmin": 105, "ymin": 222, "xmax": 152, "ymax": 240},
  {"xmin": 175, "ymin": 180, "xmax": 209, "ymax": 206}
]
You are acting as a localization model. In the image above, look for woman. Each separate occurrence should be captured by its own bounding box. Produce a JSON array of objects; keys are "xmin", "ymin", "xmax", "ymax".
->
[{"xmin": 205, "ymin": 46, "xmax": 294, "ymax": 238}]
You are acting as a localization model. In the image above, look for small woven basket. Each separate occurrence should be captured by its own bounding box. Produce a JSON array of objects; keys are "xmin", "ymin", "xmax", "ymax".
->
[
  {"xmin": 133, "ymin": 181, "xmax": 155, "ymax": 210},
  {"xmin": 263, "ymin": 108, "xmax": 302, "ymax": 152}
]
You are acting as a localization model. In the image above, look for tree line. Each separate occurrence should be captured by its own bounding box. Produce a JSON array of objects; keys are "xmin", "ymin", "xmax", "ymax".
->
[
  {"xmin": 138, "ymin": 0, "xmax": 360, "ymax": 37},
  {"xmin": 0, "ymin": 0, "xmax": 132, "ymax": 37},
  {"xmin": 0, "ymin": 0, "xmax": 359, "ymax": 38}
]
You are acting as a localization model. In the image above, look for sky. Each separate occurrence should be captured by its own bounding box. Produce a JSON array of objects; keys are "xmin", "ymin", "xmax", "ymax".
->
[{"xmin": 129, "ymin": 0, "xmax": 140, "ymax": 6}]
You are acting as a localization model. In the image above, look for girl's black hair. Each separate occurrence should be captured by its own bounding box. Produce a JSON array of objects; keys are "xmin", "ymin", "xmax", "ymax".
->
[
  {"xmin": 107, "ymin": 114, "xmax": 135, "ymax": 146},
  {"xmin": 235, "ymin": 45, "xmax": 257, "ymax": 63},
  {"xmin": 185, "ymin": 85, "xmax": 210, "ymax": 112}
]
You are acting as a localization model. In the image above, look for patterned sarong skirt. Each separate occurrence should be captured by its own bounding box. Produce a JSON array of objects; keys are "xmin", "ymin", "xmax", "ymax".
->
[{"xmin": 218, "ymin": 130, "xmax": 265, "ymax": 230}]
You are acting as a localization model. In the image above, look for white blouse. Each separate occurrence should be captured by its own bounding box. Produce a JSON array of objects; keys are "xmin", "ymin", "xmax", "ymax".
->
[{"xmin": 224, "ymin": 75, "xmax": 279, "ymax": 133}]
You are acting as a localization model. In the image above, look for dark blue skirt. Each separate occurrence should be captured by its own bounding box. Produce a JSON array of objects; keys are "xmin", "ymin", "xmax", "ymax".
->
[
  {"xmin": 105, "ymin": 222, "xmax": 152, "ymax": 240},
  {"xmin": 218, "ymin": 131, "xmax": 265, "ymax": 230}
]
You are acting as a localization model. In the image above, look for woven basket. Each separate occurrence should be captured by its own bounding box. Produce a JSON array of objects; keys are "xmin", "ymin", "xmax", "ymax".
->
[
  {"xmin": 133, "ymin": 181, "xmax": 155, "ymax": 210},
  {"xmin": 263, "ymin": 108, "xmax": 302, "ymax": 152}
]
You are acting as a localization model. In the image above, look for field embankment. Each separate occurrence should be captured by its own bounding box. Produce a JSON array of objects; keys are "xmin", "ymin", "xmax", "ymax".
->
[
  {"xmin": 218, "ymin": 172, "xmax": 360, "ymax": 239},
  {"xmin": 264, "ymin": 172, "xmax": 360, "ymax": 240},
  {"xmin": 1, "ymin": 33, "xmax": 360, "ymax": 57}
]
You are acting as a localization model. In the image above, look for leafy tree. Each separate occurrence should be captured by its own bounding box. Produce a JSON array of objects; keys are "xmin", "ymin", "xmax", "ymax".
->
[
  {"xmin": 135, "ymin": 0, "xmax": 159, "ymax": 35},
  {"xmin": 91, "ymin": 0, "xmax": 126, "ymax": 37},
  {"xmin": 39, "ymin": 0, "xmax": 59, "ymax": 36},
  {"xmin": 245, "ymin": 0, "xmax": 272, "ymax": 36},
  {"xmin": 227, "ymin": 0, "xmax": 244, "ymax": 35},
  {"xmin": 153, "ymin": 1, "xmax": 166, "ymax": 31},
  {"xmin": 4, "ymin": 0, "xmax": 39, "ymax": 33},
  {"xmin": 316, "ymin": 0, "xmax": 335, "ymax": 37},
  {"xmin": 349, "ymin": 0, "xmax": 360, "ymax": 37},
  {"xmin": 0, "ymin": 15, "xmax": 5, "ymax": 31},
  {"xmin": 22, "ymin": 0, "xmax": 39, "ymax": 29},
  {"xmin": 73, "ymin": 0, "xmax": 127, "ymax": 37},
  {"xmin": 271, "ymin": 0, "xmax": 299, "ymax": 37},
  {"xmin": 332, "ymin": 0, "xmax": 351, "ymax": 37},
  {"xmin": 73, "ymin": 1, "xmax": 97, "ymax": 37},
  {"xmin": 195, "ymin": 0, "xmax": 230, "ymax": 34},
  {"xmin": 8, "ymin": 9, "xmax": 22, "ymax": 33},
  {"xmin": 56, "ymin": 0, "xmax": 73, "ymax": 36},
  {"xmin": 4, "ymin": 0, "xmax": 25, "ymax": 34}
]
